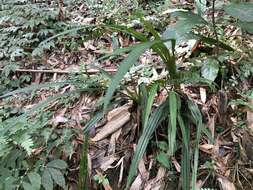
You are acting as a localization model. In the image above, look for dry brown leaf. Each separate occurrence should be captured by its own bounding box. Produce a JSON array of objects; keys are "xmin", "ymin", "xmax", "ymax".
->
[
  {"xmin": 130, "ymin": 174, "xmax": 143, "ymax": 190},
  {"xmin": 207, "ymin": 116, "xmax": 215, "ymax": 139},
  {"xmin": 172, "ymin": 158, "xmax": 181, "ymax": 172},
  {"xmin": 241, "ymin": 130, "xmax": 253, "ymax": 161},
  {"xmin": 199, "ymin": 144, "xmax": 215, "ymax": 154},
  {"xmin": 196, "ymin": 180, "xmax": 204, "ymax": 189},
  {"xmin": 88, "ymin": 153, "xmax": 92, "ymax": 179},
  {"xmin": 107, "ymin": 104, "xmax": 131, "ymax": 120},
  {"xmin": 247, "ymin": 98, "xmax": 253, "ymax": 131},
  {"xmin": 91, "ymin": 105, "xmax": 131, "ymax": 141},
  {"xmin": 99, "ymin": 155, "xmax": 119, "ymax": 172},
  {"xmin": 138, "ymin": 158, "xmax": 149, "ymax": 181},
  {"xmin": 217, "ymin": 176, "xmax": 236, "ymax": 190},
  {"xmin": 200, "ymin": 87, "xmax": 207, "ymax": 103},
  {"xmin": 108, "ymin": 129, "xmax": 122, "ymax": 154},
  {"xmin": 52, "ymin": 108, "xmax": 68, "ymax": 126},
  {"xmin": 144, "ymin": 167, "xmax": 166, "ymax": 190}
]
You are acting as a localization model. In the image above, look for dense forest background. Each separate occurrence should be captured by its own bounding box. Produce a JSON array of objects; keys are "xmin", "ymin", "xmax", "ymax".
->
[{"xmin": 0, "ymin": 0, "xmax": 252, "ymax": 189}]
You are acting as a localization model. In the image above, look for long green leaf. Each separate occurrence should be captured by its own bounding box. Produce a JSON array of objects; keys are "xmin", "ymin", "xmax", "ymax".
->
[
  {"xmin": 178, "ymin": 114, "xmax": 190, "ymax": 190},
  {"xmin": 140, "ymin": 17, "xmax": 177, "ymax": 78},
  {"xmin": 104, "ymin": 24, "xmax": 148, "ymax": 42},
  {"xmin": 78, "ymin": 134, "xmax": 89, "ymax": 190},
  {"xmin": 187, "ymin": 99, "xmax": 203, "ymax": 190},
  {"xmin": 168, "ymin": 91, "xmax": 178, "ymax": 156},
  {"xmin": 125, "ymin": 100, "xmax": 169, "ymax": 189},
  {"xmin": 142, "ymin": 83, "xmax": 158, "ymax": 129},
  {"xmin": 103, "ymin": 41, "xmax": 155, "ymax": 112},
  {"xmin": 83, "ymin": 112, "xmax": 103, "ymax": 134}
]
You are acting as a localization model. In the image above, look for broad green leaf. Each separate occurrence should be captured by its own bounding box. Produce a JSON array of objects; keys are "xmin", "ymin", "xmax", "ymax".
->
[
  {"xmin": 126, "ymin": 100, "xmax": 169, "ymax": 189},
  {"xmin": 195, "ymin": 0, "xmax": 207, "ymax": 16},
  {"xmin": 42, "ymin": 169, "xmax": 53, "ymax": 190},
  {"xmin": 187, "ymin": 99, "xmax": 203, "ymax": 190},
  {"xmin": 157, "ymin": 152, "xmax": 170, "ymax": 168},
  {"xmin": 168, "ymin": 91, "xmax": 178, "ymax": 156},
  {"xmin": 47, "ymin": 159, "xmax": 67, "ymax": 170},
  {"xmin": 28, "ymin": 172, "xmax": 41, "ymax": 190},
  {"xmin": 171, "ymin": 11, "xmax": 206, "ymax": 23},
  {"xmin": 162, "ymin": 21, "xmax": 196, "ymax": 47},
  {"xmin": 224, "ymin": 2, "xmax": 253, "ymax": 22},
  {"xmin": 238, "ymin": 21, "xmax": 253, "ymax": 34},
  {"xmin": 48, "ymin": 168, "xmax": 66, "ymax": 188},
  {"xmin": 201, "ymin": 58, "xmax": 219, "ymax": 82},
  {"xmin": 162, "ymin": 11, "xmax": 206, "ymax": 47},
  {"xmin": 22, "ymin": 182, "xmax": 33, "ymax": 190},
  {"xmin": 103, "ymin": 41, "xmax": 154, "ymax": 112}
]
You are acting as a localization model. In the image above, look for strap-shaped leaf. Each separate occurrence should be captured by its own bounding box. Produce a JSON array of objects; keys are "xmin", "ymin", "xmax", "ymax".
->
[
  {"xmin": 178, "ymin": 114, "xmax": 190, "ymax": 190},
  {"xmin": 103, "ymin": 41, "xmax": 155, "ymax": 112},
  {"xmin": 125, "ymin": 100, "xmax": 170, "ymax": 189},
  {"xmin": 187, "ymin": 99, "xmax": 203, "ymax": 190},
  {"xmin": 168, "ymin": 91, "xmax": 178, "ymax": 156},
  {"xmin": 83, "ymin": 112, "xmax": 103, "ymax": 134},
  {"xmin": 141, "ymin": 83, "xmax": 158, "ymax": 129}
]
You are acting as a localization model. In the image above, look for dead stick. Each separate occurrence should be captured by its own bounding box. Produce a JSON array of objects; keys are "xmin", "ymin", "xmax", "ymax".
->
[
  {"xmin": 0, "ymin": 66, "xmax": 165, "ymax": 74},
  {"xmin": 0, "ymin": 68, "xmax": 117, "ymax": 74}
]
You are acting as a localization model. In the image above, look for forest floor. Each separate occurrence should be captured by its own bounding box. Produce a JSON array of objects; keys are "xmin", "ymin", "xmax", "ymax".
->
[{"xmin": 0, "ymin": 0, "xmax": 253, "ymax": 190}]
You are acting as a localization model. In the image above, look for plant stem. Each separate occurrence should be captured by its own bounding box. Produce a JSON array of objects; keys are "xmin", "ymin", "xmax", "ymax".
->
[{"xmin": 211, "ymin": 0, "xmax": 219, "ymax": 50}]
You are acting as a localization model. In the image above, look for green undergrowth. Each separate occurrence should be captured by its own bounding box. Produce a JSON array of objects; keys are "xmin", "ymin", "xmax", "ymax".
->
[{"xmin": 0, "ymin": 0, "xmax": 253, "ymax": 190}]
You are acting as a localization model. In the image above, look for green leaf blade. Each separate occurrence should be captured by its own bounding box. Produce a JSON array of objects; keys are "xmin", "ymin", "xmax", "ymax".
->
[
  {"xmin": 103, "ymin": 41, "xmax": 154, "ymax": 112},
  {"xmin": 125, "ymin": 100, "xmax": 169, "ymax": 189},
  {"xmin": 224, "ymin": 2, "xmax": 253, "ymax": 22},
  {"xmin": 168, "ymin": 91, "xmax": 178, "ymax": 156}
]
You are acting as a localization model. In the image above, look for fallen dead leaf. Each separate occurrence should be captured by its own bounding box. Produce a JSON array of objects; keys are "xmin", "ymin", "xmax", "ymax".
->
[
  {"xmin": 138, "ymin": 157, "xmax": 149, "ymax": 181},
  {"xmin": 130, "ymin": 174, "xmax": 143, "ymax": 190},
  {"xmin": 207, "ymin": 116, "xmax": 215, "ymax": 139},
  {"xmin": 144, "ymin": 167, "xmax": 166, "ymax": 190},
  {"xmin": 247, "ymin": 98, "xmax": 253, "ymax": 131},
  {"xmin": 100, "ymin": 155, "xmax": 119, "ymax": 171},
  {"xmin": 52, "ymin": 108, "xmax": 68, "ymax": 126},
  {"xmin": 200, "ymin": 87, "xmax": 207, "ymax": 103},
  {"xmin": 217, "ymin": 176, "xmax": 236, "ymax": 190},
  {"xmin": 199, "ymin": 144, "xmax": 215, "ymax": 154},
  {"xmin": 172, "ymin": 158, "xmax": 181, "ymax": 172},
  {"xmin": 91, "ymin": 105, "xmax": 131, "ymax": 141},
  {"xmin": 108, "ymin": 129, "xmax": 122, "ymax": 154}
]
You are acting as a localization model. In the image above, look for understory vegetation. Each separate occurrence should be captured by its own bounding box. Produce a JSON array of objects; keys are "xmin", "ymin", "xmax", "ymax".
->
[{"xmin": 0, "ymin": 0, "xmax": 252, "ymax": 190}]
